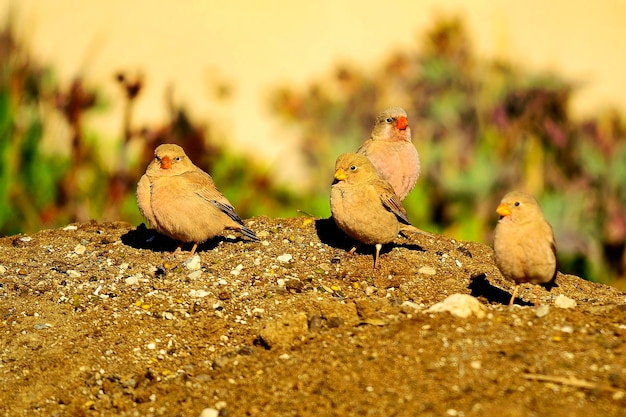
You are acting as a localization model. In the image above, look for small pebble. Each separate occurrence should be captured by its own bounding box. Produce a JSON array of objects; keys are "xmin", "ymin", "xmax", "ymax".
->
[
  {"xmin": 418, "ymin": 266, "xmax": 436, "ymax": 276},
  {"xmin": 554, "ymin": 294, "xmax": 577, "ymax": 309},
  {"xmin": 125, "ymin": 275, "xmax": 139, "ymax": 285},
  {"xmin": 199, "ymin": 408, "xmax": 219, "ymax": 417},
  {"xmin": 183, "ymin": 254, "xmax": 202, "ymax": 271},
  {"xmin": 426, "ymin": 294, "xmax": 486, "ymax": 319},
  {"xmin": 230, "ymin": 264, "xmax": 243, "ymax": 276},
  {"xmin": 0, "ymin": 265, "xmax": 6, "ymax": 274},
  {"xmin": 34, "ymin": 323, "xmax": 52, "ymax": 330},
  {"xmin": 74, "ymin": 244, "xmax": 86, "ymax": 255},
  {"xmin": 277, "ymin": 254, "xmax": 292, "ymax": 263},
  {"xmin": 190, "ymin": 289, "xmax": 211, "ymax": 298},
  {"xmin": 187, "ymin": 270, "xmax": 202, "ymax": 280},
  {"xmin": 63, "ymin": 225, "xmax": 78, "ymax": 231},
  {"xmin": 19, "ymin": 236, "xmax": 32, "ymax": 242},
  {"xmin": 67, "ymin": 270, "xmax": 82, "ymax": 278},
  {"xmin": 535, "ymin": 305, "xmax": 550, "ymax": 318}
]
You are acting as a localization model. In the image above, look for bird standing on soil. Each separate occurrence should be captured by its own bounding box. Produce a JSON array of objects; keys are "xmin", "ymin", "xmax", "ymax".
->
[
  {"xmin": 357, "ymin": 107, "xmax": 420, "ymax": 201},
  {"xmin": 330, "ymin": 152, "xmax": 431, "ymax": 269},
  {"xmin": 136, "ymin": 143, "xmax": 257, "ymax": 257},
  {"xmin": 493, "ymin": 191, "xmax": 557, "ymax": 306}
]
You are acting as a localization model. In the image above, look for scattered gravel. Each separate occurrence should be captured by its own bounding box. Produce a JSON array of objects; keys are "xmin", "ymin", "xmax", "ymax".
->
[{"xmin": 0, "ymin": 217, "xmax": 625, "ymax": 416}]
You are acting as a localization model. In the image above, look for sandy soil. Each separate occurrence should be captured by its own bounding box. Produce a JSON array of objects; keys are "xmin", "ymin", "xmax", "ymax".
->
[{"xmin": 1, "ymin": 216, "xmax": 625, "ymax": 417}]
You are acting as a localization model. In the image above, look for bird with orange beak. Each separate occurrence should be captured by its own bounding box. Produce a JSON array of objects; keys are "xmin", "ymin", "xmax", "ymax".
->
[
  {"xmin": 356, "ymin": 107, "xmax": 420, "ymax": 201},
  {"xmin": 330, "ymin": 152, "xmax": 431, "ymax": 269},
  {"xmin": 136, "ymin": 143, "xmax": 257, "ymax": 257},
  {"xmin": 493, "ymin": 191, "xmax": 558, "ymax": 306}
]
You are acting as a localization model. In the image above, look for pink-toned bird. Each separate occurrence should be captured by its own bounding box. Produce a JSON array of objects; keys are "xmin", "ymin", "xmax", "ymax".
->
[
  {"xmin": 136, "ymin": 143, "xmax": 257, "ymax": 257},
  {"xmin": 330, "ymin": 152, "xmax": 431, "ymax": 269},
  {"xmin": 357, "ymin": 107, "xmax": 420, "ymax": 200},
  {"xmin": 493, "ymin": 191, "xmax": 557, "ymax": 306}
]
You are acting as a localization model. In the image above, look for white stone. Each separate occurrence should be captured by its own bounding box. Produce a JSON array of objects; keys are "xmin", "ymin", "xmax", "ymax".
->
[
  {"xmin": 187, "ymin": 270, "xmax": 202, "ymax": 280},
  {"xmin": 535, "ymin": 305, "xmax": 550, "ymax": 317},
  {"xmin": 426, "ymin": 294, "xmax": 486, "ymax": 319},
  {"xmin": 67, "ymin": 270, "xmax": 82, "ymax": 278},
  {"xmin": 199, "ymin": 408, "xmax": 219, "ymax": 417},
  {"xmin": 418, "ymin": 266, "xmax": 436, "ymax": 276},
  {"xmin": 190, "ymin": 289, "xmax": 211, "ymax": 298},
  {"xmin": 74, "ymin": 244, "xmax": 86, "ymax": 255},
  {"xmin": 63, "ymin": 225, "xmax": 78, "ymax": 231},
  {"xmin": 183, "ymin": 254, "xmax": 201, "ymax": 271},
  {"xmin": 554, "ymin": 294, "xmax": 577, "ymax": 309},
  {"xmin": 124, "ymin": 275, "xmax": 139, "ymax": 285},
  {"xmin": 277, "ymin": 253, "xmax": 292, "ymax": 263}
]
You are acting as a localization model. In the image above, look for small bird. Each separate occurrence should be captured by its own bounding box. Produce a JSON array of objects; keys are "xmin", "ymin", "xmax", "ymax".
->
[
  {"xmin": 357, "ymin": 107, "xmax": 420, "ymax": 200},
  {"xmin": 330, "ymin": 152, "xmax": 431, "ymax": 269},
  {"xmin": 136, "ymin": 143, "xmax": 257, "ymax": 257},
  {"xmin": 493, "ymin": 191, "xmax": 557, "ymax": 306}
]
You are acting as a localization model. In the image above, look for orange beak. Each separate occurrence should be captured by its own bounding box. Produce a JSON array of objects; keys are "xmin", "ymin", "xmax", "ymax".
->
[
  {"xmin": 396, "ymin": 116, "xmax": 408, "ymax": 130},
  {"xmin": 334, "ymin": 168, "xmax": 347, "ymax": 181},
  {"xmin": 160, "ymin": 156, "xmax": 172, "ymax": 170},
  {"xmin": 496, "ymin": 203, "xmax": 511, "ymax": 217}
]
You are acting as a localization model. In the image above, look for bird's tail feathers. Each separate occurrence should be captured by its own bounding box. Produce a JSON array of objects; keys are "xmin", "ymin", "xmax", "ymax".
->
[
  {"xmin": 399, "ymin": 225, "xmax": 435, "ymax": 239},
  {"xmin": 239, "ymin": 225, "xmax": 259, "ymax": 241}
]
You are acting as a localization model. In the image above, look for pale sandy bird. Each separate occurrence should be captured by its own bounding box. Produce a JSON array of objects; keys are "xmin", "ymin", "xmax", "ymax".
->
[
  {"xmin": 330, "ymin": 152, "xmax": 431, "ymax": 269},
  {"xmin": 136, "ymin": 143, "xmax": 257, "ymax": 257},
  {"xmin": 357, "ymin": 107, "xmax": 420, "ymax": 200},
  {"xmin": 493, "ymin": 191, "xmax": 557, "ymax": 306}
]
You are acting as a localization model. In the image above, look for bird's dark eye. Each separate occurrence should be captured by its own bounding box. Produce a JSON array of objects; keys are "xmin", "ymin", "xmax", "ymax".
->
[
  {"xmin": 386, "ymin": 117, "xmax": 393, "ymax": 123},
  {"xmin": 349, "ymin": 165, "xmax": 357, "ymax": 171},
  {"xmin": 174, "ymin": 156, "xmax": 181, "ymax": 162},
  {"xmin": 514, "ymin": 201, "xmax": 520, "ymax": 206}
]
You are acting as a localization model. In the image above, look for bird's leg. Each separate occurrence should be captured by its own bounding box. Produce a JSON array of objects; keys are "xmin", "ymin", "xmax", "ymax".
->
[
  {"xmin": 187, "ymin": 242, "xmax": 199, "ymax": 258},
  {"xmin": 508, "ymin": 284, "xmax": 519, "ymax": 306},
  {"xmin": 173, "ymin": 243, "xmax": 184, "ymax": 256},
  {"xmin": 348, "ymin": 243, "xmax": 361, "ymax": 256},
  {"xmin": 373, "ymin": 243, "xmax": 382, "ymax": 270},
  {"xmin": 534, "ymin": 285, "xmax": 540, "ymax": 306}
]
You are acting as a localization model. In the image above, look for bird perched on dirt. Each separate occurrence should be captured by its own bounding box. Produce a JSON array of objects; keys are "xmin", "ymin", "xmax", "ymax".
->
[
  {"xmin": 330, "ymin": 152, "xmax": 431, "ymax": 269},
  {"xmin": 136, "ymin": 143, "xmax": 257, "ymax": 257},
  {"xmin": 493, "ymin": 191, "xmax": 557, "ymax": 306},
  {"xmin": 356, "ymin": 106, "xmax": 420, "ymax": 201}
]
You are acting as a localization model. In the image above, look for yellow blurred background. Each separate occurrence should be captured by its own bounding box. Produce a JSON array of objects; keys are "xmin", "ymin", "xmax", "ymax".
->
[{"xmin": 4, "ymin": 0, "xmax": 626, "ymax": 165}]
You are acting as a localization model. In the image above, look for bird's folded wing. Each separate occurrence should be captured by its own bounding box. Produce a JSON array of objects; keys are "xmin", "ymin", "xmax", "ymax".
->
[
  {"xmin": 181, "ymin": 171, "xmax": 246, "ymax": 226},
  {"xmin": 373, "ymin": 179, "xmax": 410, "ymax": 225}
]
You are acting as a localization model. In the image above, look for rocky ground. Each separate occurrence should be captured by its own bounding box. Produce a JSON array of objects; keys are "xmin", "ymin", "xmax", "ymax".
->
[{"xmin": 1, "ymin": 216, "xmax": 625, "ymax": 417}]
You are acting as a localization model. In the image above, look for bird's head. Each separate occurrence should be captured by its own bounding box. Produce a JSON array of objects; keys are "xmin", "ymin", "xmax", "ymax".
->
[
  {"xmin": 496, "ymin": 191, "xmax": 544, "ymax": 224},
  {"xmin": 372, "ymin": 106, "xmax": 411, "ymax": 141},
  {"xmin": 332, "ymin": 153, "xmax": 377, "ymax": 185},
  {"xmin": 150, "ymin": 143, "xmax": 190, "ymax": 174}
]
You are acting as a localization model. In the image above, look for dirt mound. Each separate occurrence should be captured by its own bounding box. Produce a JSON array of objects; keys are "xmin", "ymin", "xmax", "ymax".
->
[{"xmin": 1, "ymin": 217, "xmax": 625, "ymax": 416}]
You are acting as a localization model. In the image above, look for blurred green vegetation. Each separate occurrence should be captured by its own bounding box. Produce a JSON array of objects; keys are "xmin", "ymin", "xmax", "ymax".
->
[
  {"xmin": 270, "ymin": 18, "xmax": 626, "ymax": 288},
  {"xmin": 1, "ymin": 16, "xmax": 625, "ymax": 288}
]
